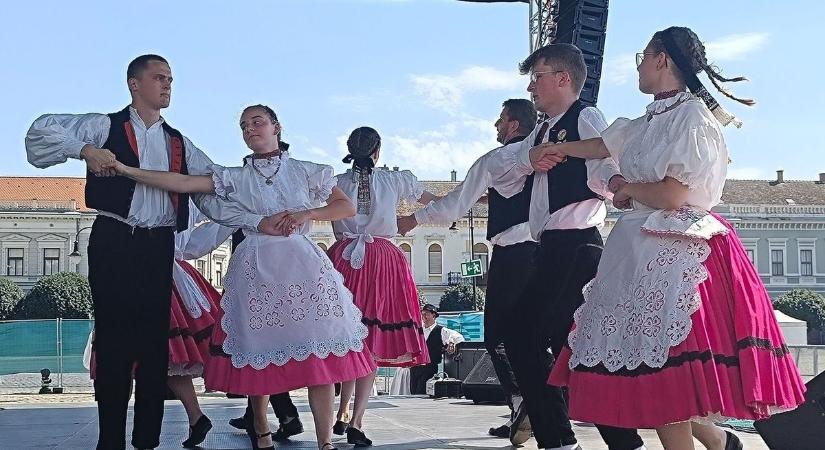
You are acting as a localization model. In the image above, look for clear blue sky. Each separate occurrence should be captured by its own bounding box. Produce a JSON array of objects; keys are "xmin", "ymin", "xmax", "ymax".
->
[{"xmin": 2, "ymin": 0, "xmax": 821, "ymax": 181}]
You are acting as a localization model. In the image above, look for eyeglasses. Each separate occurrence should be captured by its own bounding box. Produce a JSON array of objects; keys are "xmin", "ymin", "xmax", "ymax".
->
[
  {"xmin": 636, "ymin": 52, "xmax": 659, "ymax": 67},
  {"xmin": 530, "ymin": 70, "xmax": 564, "ymax": 83}
]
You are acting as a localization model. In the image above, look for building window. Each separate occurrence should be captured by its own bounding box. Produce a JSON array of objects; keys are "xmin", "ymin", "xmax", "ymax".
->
[
  {"xmin": 215, "ymin": 261, "xmax": 224, "ymax": 287},
  {"xmin": 428, "ymin": 244, "xmax": 442, "ymax": 275},
  {"xmin": 196, "ymin": 260, "xmax": 206, "ymax": 275},
  {"xmin": 316, "ymin": 242, "xmax": 328, "ymax": 251},
  {"xmin": 7, "ymin": 248, "xmax": 23, "ymax": 276},
  {"xmin": 745, "ymin": 249, "xmax": 755, "ymax": 265},
  {"xmin": 801, "ymin": 249, "xmax": 814, "ymax": 277},
  {"xmin": 43, "ymin": 248, "xmax": 60, "ymax": 275},
  {"xmin": 399, "ymin": 243, "xmax": 412, "ymax": 266},
  {"xmin": 771, "ymin": 249, "xmax": 784, "ymax": 276},
  {"xmin": 473, "ymin": 243, "xmax": 489, "ymax": 273}
]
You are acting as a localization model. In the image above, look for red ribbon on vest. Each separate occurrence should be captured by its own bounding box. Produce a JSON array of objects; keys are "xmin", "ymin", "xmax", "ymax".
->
[
  {"xmin": 123, "ymin": 122, "xmax": 139, "ymax": 158},
  {"xmin": 168, "ymin": 136, "xmax": 184, "ymax": 212}
]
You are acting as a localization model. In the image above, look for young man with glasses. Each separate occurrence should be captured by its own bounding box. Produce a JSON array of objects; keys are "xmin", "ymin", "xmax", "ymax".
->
[{"xmin": 485, "ymin": 43, "xmax": 646, "ymax": 450}]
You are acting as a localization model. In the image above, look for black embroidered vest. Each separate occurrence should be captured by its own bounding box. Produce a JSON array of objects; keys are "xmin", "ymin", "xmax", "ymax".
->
[
  {"xmin": 85, "ymin": 107, "xmax": 189, "ymax": 231},
  {"xmin": 486, "ymin": 134, "xmax": 533, "ymax": 240}
]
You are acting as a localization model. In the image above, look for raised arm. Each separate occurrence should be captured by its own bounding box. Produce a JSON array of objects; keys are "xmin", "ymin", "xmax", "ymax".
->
[
  {"xmin": 25, "ymin": 113, "xmax": 118, "ymax": 175},
  {"xmin": 410, "ymin": 153, "xmax": 494, "ymax": 227},
  {"xmin": 417, "ymin": 191, "xmax": 441, "ymax": 204},
  {"xmin": 115, "ymin": 161, "xmax": 215, "ymax": 193}
]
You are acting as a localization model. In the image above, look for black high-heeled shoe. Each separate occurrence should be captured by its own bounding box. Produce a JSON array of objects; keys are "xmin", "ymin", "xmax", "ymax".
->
[
  {"xmin": 182, "ymin": 415, "xmax": 212, "ymax": 448},
  {"xmin": 725, "ymin": 430, "xmax": 744, "ymax": 450},
  {"xmin": 249, "ymin": 430, "xmax": 274, "ymax": 450}
]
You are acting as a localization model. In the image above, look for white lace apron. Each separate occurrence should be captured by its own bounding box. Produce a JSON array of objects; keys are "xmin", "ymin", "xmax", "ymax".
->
[{"xmin": 568, "ymin": 205, "xmax": 728, "ymax": 371}]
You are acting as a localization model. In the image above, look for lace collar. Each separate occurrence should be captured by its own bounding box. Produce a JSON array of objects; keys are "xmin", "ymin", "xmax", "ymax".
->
[{"xmin": 645, "ymin": 91, "xmax": 693, "ymax": 114}]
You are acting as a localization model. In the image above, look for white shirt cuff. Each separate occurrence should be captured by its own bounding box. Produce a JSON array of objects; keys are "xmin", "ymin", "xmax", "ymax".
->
[
  {"xmin": 244, "ymin": 214, "xmax": 265, "ymax": 232},
  {"xmin": 516, "ymin": 144, "xmax": 533, "ymax": 173}
]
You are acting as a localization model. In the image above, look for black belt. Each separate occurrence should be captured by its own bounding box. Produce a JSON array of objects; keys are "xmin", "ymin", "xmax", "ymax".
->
[{"xmin": 96, "ymin": 215, "xmax": 175, "ymax": 236}]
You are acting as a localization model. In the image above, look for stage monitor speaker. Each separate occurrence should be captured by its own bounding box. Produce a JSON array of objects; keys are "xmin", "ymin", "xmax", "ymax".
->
[
  {"xmin": 553, "ymin": 0, "xmax": 609, "ymax": 106},
  {"xmin": 754, "ymin": 371, "xmax": 825, "ymax": 450},
  {"xmin": 443, "ymin": 342, "xmax": 487, "ymax": 381},
  {"xmin": 462, "ymin": 352, "xmax": 506, "ymax": 404}
]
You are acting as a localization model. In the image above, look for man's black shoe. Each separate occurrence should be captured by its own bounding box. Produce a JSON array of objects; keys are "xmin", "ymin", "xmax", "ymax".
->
[
  {"xmin": 272, "ymin": 417, "xmax": 304, "ymax": 441},
  {"xmin": 488, "ymin": 424, "xmax": 510, "ymax": 438},
  {"xmin": 229, "ymin": 416, "xmax": 248, "ymax": 431}
]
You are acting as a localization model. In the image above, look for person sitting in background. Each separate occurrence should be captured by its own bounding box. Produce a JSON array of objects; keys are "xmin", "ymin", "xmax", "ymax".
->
[{"xmin": 409, "ymin": 304, "xmax": 465, "ymax": 395}]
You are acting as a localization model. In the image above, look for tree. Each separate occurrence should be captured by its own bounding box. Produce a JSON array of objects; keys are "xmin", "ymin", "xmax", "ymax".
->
[
  {"xmin": 774, "ymin": 289, "xmax": 825, "ymax": 344},
  {"xmin": 0, "ymin": 278, "xmax": 24, "ymax": 320},
  {"xmin": 438, "ymin": 284, "xmax": 485, "ymax": 313},
  {"xmin": 417, "ymin": 288, "xmax": 428, "ymax": 309},
  {"xmin": 14, "ymin": 272, "xmax": 93, "ymax": 319}
]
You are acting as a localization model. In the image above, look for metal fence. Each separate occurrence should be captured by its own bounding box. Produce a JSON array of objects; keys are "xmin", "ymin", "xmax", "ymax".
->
[
  {"xmin": 788, "ymin": 345, "xmax": 825, "ymax": 381},
  {"xmin": 0, "ymin": 319, "xmax": 94, "ymax": 393},
  {"xmin": 3, "ymin": 318, "xmax": 821, "ymax": 395}
]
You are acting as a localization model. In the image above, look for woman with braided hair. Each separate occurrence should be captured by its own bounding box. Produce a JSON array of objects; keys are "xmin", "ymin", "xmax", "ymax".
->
[
  {"xmin": 528, "ymin": 27, "xmax": 807, "ymax": 450},
  {"xmin": 111, "ymin": 105, "xmax": 376, "ymax": 450},
  {"xmin": 327, "ymin": 126, "xmax": 439, "ymax": 446}
]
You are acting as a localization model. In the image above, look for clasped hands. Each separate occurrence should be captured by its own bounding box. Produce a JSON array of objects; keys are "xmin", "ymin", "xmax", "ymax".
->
[
  {"xmin": 530, "ymin": 143, "xmax": 633, "ymax": 210},
  {"xmin": 81, "ymin": 146, "xmax": 119, "ymax": 177},
  {"xmin": 257, "ymin": 210, "xmax": 314, "ymax": 236}
]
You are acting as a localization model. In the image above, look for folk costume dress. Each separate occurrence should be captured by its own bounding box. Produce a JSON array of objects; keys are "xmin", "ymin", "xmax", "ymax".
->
[
  {"xmin": 549, "ymin": 92, "xmax": 806, "ymax": 428},
  {"xmin": 203, "ymin": 152, "xmax": 375, "ymax": 395},
  {"xmin": 328, "ymin": 168, "xmax": 430, "ymax": 367}
]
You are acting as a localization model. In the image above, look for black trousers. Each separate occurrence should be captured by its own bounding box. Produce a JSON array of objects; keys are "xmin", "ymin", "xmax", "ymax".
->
[
  {"xmin": 505, "ymin": 227, "xmax": 643, "ymax": 450},
  {"xmin": 243, "ymin": 392, "xmax": 300, "ymax": 424},
  {"xmin": 89, "ymin": 216, "xmax": 175, "ymax": 450},
  {"xmin": 484, "ymin": 242, "xmax": 538, "ymax": 407},
  {"xmin": 409, "ymin": 362, "xmax": 439, "ymax": 395}
]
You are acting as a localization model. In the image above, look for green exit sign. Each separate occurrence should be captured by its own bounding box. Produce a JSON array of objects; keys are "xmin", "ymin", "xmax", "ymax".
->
[{"xmin": 460, "ymin": 259, "xmax": 483, "ymax": 278}]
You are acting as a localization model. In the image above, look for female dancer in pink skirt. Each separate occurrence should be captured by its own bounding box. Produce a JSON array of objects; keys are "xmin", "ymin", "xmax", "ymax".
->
[
  {"xmin": 88, "ymin": 206, "xmax": 233, "ymax": 448},
  {"xmin": 113, "ymin": 104, "xmax": 376, "ymax": 450},
  {"xmin": 529, "ymin": 26, "xmax": 806, "ymax": 450},
  {"xmin": 327, "ymin": 126, "xmax": 439, "ymax": 446}
]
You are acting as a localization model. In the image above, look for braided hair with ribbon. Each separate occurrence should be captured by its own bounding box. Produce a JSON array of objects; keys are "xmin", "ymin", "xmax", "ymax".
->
[
  {"xmin": 343, "ymin": 126, "xmax": 381, "ymax": 215},
  {"xmin": 652, "ymin": 26, "xmax": 754, "ymax": 128}
]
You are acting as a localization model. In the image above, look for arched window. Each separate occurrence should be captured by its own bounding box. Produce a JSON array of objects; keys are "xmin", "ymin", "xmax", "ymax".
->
[
  {"xmin": 399, "ymin": 243, "xmax": 412, "ymax": 266},
  {"xmin": 316, "ymin": 242, "xmax": 328, "ymax": 251},
  {"xmin": 473, "ymin": 243, "xmax": 489, "ymax": 273},
  {"xmin": 428, "ymin": 243, "xmax": 442, "ymax": 275}
]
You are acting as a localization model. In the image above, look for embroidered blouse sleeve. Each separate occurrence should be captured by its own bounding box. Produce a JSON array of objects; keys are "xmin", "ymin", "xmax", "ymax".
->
[
  {"xmin": 305, "ymin": 162, "xmax": 337, "ymax": 204},
  {"xmin": 175, "ymin": 220, "xmax": 235, "ymax": 260},
  {"xmin": 397, "ymin": 170, "xmax": 425, "ymax": 203},
  {"xmin": 579, "ymin": 107, "xmax": 620, "ymax": 198},
  {"xmin": 600, "ymin": 117, "xmax": 634, "ymax": 160},
  {"xmin": 191, "ymin": 165, "xmax": 264, "ymax": 231},
  {"xmin": 209, "ymin": 164, "xmax": 243, "ymax": 200},
  {"xmin": 654, "ymin": 120, "xmax": 725, "ymax": 196}
]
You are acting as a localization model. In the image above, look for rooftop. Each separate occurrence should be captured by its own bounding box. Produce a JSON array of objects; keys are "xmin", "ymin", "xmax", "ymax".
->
[{"xmin": 3, "ymin": 174, "xmax": 825, "ymax": 218}]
